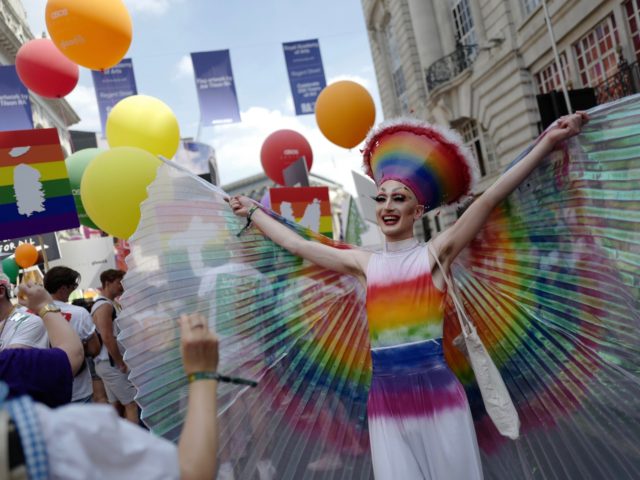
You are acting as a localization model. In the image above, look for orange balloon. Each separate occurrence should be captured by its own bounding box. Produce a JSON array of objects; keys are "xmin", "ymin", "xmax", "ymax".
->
[
  {"xmin": 315, "ymin": 81, "xmax": 376, "ymax": 149},
  {"xmin": 46, "ymin": 0, "xmax": 132, "ymax": 70},
  {"xmin": 15, "ymin": 243, "xmax": 39, "ymax": 268}
]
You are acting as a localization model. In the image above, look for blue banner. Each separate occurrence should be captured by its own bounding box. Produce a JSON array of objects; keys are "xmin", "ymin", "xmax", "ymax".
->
[
  {"xmin": 0, "ymin": 66, "xmax": 33, "ymax": 131},
  {"xmin": 91, "ymin": 58, "xmax": 138, "ymax": 133},
  {"xmin": 283, "ymin": 39, "xmax": 327, "ymax": 115},
  {"xmin": 191, "ymin": 50, "xmax": 241, "ymax": 125}
]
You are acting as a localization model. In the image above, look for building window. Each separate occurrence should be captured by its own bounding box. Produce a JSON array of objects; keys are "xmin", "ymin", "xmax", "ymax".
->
[
  {"xmin": 522, "ymin": 0, "xmax": 541, "ymax": 16},
  {"xmin": 453, "ymin": 118, "xmax": 496, "ymax": 178},
  {"xmin": 573, "ymin": 15, "xmax": 621, "ymax": 86},
  {"xmin": 384, "ymin": 22, "xmax": 409, "ymax": 114},
  {"xmin": 535, "ymin": 53, "xmax": 571, "ymax": 93},
  {"xmin": 625, "ymin": 0, "xmax": 640, "ymax": 61},
  {"xmin": 451, "ymin": 0, "xmax": 476, "ymax": 46}
]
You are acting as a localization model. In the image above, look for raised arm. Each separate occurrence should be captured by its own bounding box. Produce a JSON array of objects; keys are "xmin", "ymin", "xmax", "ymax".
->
[
  {"xmin": 18, "ymin": 282, "xmax": 84, "ymax": 374},
  {"xmin": 228, "ymin": 196, "xmax": 369, "ymax": 279},
  {"xmin": 435, "ymin": 112, "xmax": 589, "ymax": 269},
  {"xmin": 177, "ymin": 313, "xmax": 219, "ymax": 480}
]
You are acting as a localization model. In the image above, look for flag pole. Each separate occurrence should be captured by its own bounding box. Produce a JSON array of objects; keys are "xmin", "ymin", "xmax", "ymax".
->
[{"xmin": 542, "ymin": 0, "xmax": 572, "ymax": 113}]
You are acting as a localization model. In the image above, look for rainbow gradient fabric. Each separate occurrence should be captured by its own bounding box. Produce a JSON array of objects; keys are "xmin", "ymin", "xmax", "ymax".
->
[
  {"xmin": 366, "ymin": 241, "xmax": 445, "ymax": 347},
  {"xmin": 363, "ymin": 120, "xmax": 476, "ymax": 210}
]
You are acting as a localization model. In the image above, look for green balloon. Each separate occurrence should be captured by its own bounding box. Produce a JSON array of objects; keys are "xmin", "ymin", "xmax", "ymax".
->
[
  {"xmin": 66, "ymin": 148, "xmax": 105, "ymax": 230},
  {"xmin": 1, "ymin": 256, "xmax": 19, "ymax": 284}
]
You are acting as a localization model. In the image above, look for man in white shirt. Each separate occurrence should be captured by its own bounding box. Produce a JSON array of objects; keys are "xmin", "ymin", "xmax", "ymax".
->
[
  {"xmin": 43, "ymin": 266, "xmax": 101, "ymax": 403},
  {"xmin": 0, "ymin": 273, "xmax": 48, "ymax": 350}
]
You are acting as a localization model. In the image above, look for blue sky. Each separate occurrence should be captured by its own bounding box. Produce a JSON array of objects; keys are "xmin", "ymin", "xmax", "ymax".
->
[{"xmin": 22, "ymin": 0, "xmax": 382, "ymax": 193}]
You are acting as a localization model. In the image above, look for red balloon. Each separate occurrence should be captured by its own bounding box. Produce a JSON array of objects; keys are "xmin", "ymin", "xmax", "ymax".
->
[
  {"xmin": 260, "ymin": 130, "xmax": 313, "ymax": 185},
  {"xmin": 15, "ymin": 39, "xmax": 79, "ymax": 98}
]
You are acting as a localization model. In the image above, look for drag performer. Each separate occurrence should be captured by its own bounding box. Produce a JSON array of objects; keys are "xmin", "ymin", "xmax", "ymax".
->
[
  {"xmin": 120, "ymin": 96, "xmax": 640, "ymax": 480},
  {"xmin": 226, "ymin": 112, "xmax": 587, "ymax": 479}
]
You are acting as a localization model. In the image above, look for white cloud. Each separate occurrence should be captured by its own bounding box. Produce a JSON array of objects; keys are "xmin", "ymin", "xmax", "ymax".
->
[
  {"xmin": 66, "ymin": 84, "xmax": 102, "ymax": 132},
  {"xmin": 174, "ymin": 55, "xmax": 193, "ymax": 80},
  {"xmin": 326, "ymin": 74, "xmax": 372, "ymax": 91},
  {"xmin": 206, "ymin": 107, "xmax": 364, "ymax": 196},
  {"xmin": 124, "ymin": 0, "xmax": 181, "ymax": 16}
]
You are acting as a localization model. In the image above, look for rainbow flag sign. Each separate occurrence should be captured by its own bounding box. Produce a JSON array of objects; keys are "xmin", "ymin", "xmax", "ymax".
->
[
  {"xmin": 0, "ymin": 129, "xmax": 79, "ymax": 240},
  {"xmin": 269, "ymin": 186, "xmax": 333, "ymax": 238}
]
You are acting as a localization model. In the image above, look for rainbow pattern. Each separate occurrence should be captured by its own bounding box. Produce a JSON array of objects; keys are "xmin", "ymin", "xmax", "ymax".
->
[
  {"xmin": 362, "ymin": 121, "xmax": 476, "ymax": 210},
  {"xmin": 120, "ymin": 95, "xmax": 640, "ymax": 480},
  {"xmin": 269, "ymin": 186, "xmax": 333, "ymax": 238},
  {"xmin": 366, "ymin": 244, "xmax": 445, "ymax": 347},
  {"xmin": 0, "ymin": 129, "xmax": 78, "ymax": 238}
]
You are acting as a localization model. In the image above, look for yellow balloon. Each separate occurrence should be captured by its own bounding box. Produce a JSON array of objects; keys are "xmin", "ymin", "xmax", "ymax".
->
[
  {"xmin": 315, "ymin": 81, "xmax": 376, "ymax": 149},
  {"xmin": 80, "ymin": 147, "xmax": 161, "ymax": 239},
  {"xmin": 106, "ymin": 95, "xmax": 180, "ymax": 158},
  {"xmin": 46, "ymin": 0, "xmax": 132, "ymax": 70}
]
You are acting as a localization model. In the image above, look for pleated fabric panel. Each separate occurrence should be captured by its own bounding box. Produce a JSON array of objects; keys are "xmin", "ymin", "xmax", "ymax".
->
[
  {"xmin": 118, "ymin": 163, "xmax": 373, "ymax": 479},
  {"xmin": 445, "ymin": 94, "xmax": 640, "ymax": 479}
]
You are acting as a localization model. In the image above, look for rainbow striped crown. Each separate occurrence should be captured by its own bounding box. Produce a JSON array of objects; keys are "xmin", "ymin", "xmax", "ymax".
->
[{"xmin": 362, "ymin": 119, "xmax": 477, "ymax": 210}]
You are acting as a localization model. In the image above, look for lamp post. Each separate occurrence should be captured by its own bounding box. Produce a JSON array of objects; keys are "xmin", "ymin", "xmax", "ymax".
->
[{"xmin": 541, "ymin": 0, "xmax": 572, "ymax": 113}]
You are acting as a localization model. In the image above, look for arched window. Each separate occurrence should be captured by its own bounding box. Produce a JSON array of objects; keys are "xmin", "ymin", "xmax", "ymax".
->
[
  {"xmin": 450, "ymin": 0, "xmax": 476, "ymax": 46},
  {"xmin": 451, "ymin": 118, "xmax": 497, "ymax": 178}
]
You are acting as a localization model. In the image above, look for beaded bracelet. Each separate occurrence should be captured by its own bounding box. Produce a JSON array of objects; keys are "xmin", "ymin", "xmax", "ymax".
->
[{"xmin": 187, "ymin": 371, "xmax": 258, "ymax": 387}]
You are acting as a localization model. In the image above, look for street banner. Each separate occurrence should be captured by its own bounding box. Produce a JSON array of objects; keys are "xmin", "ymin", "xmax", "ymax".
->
[
  {"xmin": 0, "ymin": 129, "xmax": 79, "ymax": 239},
  {"xmin": 269, "ymin": 186, "xmax": 333, "ymax": 238},
  {"xmin": 91, "ymin": 58, "xmax": 138, "ymax": 133},
  {"xmin": 191, "ymin": 50, "xmax": 241, "ymax": 124},
  {"xmin": 0, "ymin": 66, "xmax": 33, "ymax": 131},
  {"xmin": 282, "ymin": 39, "xmax": 327, "ymax": 115},
  {"xmin": 0, "ymin": 233, "xmax": 60, "ymax": 261}
]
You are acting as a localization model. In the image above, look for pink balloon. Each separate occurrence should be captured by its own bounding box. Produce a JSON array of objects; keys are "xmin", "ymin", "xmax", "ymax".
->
[{"xmin": 15, "ymin": 39, "xmax": 79, "ymax": 98}]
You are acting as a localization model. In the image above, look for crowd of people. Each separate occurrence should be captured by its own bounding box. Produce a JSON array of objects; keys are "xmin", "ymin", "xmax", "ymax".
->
[{"xmin": 0, "ymin": 269, "xmax": 220, "ymax": 479}]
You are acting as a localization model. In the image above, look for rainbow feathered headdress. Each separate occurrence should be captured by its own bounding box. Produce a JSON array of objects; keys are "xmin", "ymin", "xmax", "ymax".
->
[{"xmin": 362, "ymin": 119, "xmax": 478, "ymax": 211}]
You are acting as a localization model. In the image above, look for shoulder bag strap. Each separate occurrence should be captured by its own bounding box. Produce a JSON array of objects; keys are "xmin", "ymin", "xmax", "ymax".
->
[{"xmin": 427, "ymin": 243, "xmax": 473, "ymax": 338}]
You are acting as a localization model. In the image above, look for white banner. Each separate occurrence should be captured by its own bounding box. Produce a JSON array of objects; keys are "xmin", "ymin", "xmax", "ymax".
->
[{"xmin": 55, "ymin": 237, "xmax": 115, "ymax": 290}]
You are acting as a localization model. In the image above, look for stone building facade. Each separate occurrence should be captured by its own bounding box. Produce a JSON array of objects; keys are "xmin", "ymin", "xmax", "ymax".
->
[
  {"xmin": 1, "ymin": 0, "xmax": 79, "ymax": 154},
  {"xmin": 361, "ymin": 0, "xmax": 639, "ymax": 234}
]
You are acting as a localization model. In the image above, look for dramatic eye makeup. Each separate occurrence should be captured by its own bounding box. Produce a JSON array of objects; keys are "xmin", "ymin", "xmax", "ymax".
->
[{"xmin": 374, "ymin": 186, "xmax": 415, "ymax": 204}]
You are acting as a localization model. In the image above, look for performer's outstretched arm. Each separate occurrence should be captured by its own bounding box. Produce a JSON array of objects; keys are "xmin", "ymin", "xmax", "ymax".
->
[
  {"xmin": 228, "ymin": 196, "xmax": 370, "ymax": 279},
  {"xmin": 435, "ymin": 112, "xmax": 589, "ymax": 270}
]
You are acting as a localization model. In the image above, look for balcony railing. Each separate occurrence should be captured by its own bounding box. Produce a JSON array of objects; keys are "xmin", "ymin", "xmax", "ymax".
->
[
  {"xmin": 425, "ymin": 44, "xmax": 478, "ymax": 91},
  {"xmin": 594, "ymin": 61, "xmax": 640, "ymax": 104}
]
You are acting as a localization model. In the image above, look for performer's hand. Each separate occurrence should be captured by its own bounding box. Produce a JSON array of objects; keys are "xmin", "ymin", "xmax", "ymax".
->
[
  {"xmin": 17, "ymin": 282, "xmax": 54, "ymax": 313},
  {"xmin": 179, "ymin": 313, "xmax": 219, "ymax": 375},
  {"xmin": 544, "ymin": 111, "xmax": 589, "ymax": 147},
  {"xmin": 226, "ymin": 195, "xmax": 254, "ymax": 218}
]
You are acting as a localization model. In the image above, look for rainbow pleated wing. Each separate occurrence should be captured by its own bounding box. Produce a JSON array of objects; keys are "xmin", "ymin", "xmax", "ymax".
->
[
  {"xmin": 444, "ymin": 94, "xmax": 640, "ymax": 478},
  {"xmin": 119, "ymin": 94, "xmax": 640, "ymax": 480},
  {"xmin": 117, "ymin": 164, "xmax": 373, "ymax": 479}
]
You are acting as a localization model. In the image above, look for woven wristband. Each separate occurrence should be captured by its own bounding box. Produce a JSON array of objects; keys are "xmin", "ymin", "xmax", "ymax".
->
[
  {"xmin": 247, "ymin": 205, "xmax": 259, "ymax": 220},
  {"xmin": 187, "ymin": 371, "xmax": 220, "ymax": 383}
]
